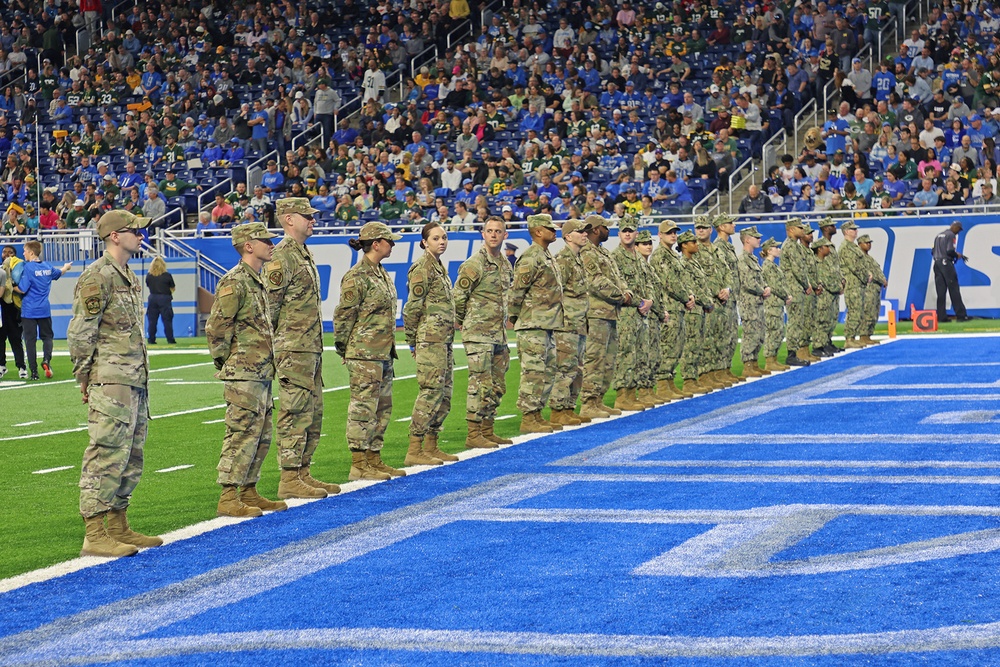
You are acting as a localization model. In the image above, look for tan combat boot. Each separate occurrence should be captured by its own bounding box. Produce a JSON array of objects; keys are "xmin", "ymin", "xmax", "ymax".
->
[
  {"xmin": 217, "ymin": 485, "xmax": 263, "ymax": 518},
  {"xmin": 669, "ymin": 379, "xmax": 696, "ymax": 398},
  {"xmin": 845, "ymin": 337, "xmax": 863, "ymax": 349},
  {"xmin": 684, "ymin": 377, "xmax": 708, "ymax": 394},
  {"xmin": 705, "ymin": 371, "xmax": 729, "ymax": 388},
  {"xmin": 579, "ymin": 398, "xmax": 611, "ymax": 420},
  {"xmin": 300, "ymin": 466, "xmax": 341, "ymax": 494},
  {"xmin": 614, "ymin": 391, "xmax": 644, "ymax": 412},
  {"xmin": 762, "ymin": 357, "xmax": 784, "ymax": 373},
  {"xmin": 404, "ymin": 434, "xmax": 443, "ymax": 466},
  {"xmin": 603, "ymin": 401, "xmax": 623, "ymax": 415},
  {"xmin": 349, "ymin": 450, "xmax": 391, "ymax": 481},
  {"xmin": 81, "ymin": 514, "xmax": 139, "ymax": 558},
  {"xmin": 549, "ymin": 408, "xmax": 583, "ymax": 426},
  {"xmin": 424, "ymin": 432, "xmax": 459, "ymax": 461},
  {"xmin": 798, "ymin": 346, "xmax": 820, "ymax": 362},
  {"xmin": 862, "ymin": 335, "xmax": 880, "ymax": 345},
  {"xmin": 240, "ymin": 485, "xmax": 289, "ymax": 512},
  {"xmin": 654, "ymin": 380, "xmax": 676, "ymax": 402},
  {"xmin": 520, "ymin": 411, "xmax": 555, "ymax": 434},
  {"xmin": 574, "ymin": 407, "xmax": 592, "ymax": 423},
  {"xmin": 465, "ymin": 420, "xmax": 499, "ymax": 448},
  {"xmin": 278, "ymin": 468, "xmax": 328, "ymax": 499},
  {"xmin": 742, "ymin": 364, "xmax": 765, "ymax": 378},
  {"xmin": 368, "ymin": 450, "xmax": 405, "ymax": 477},
  {"xmin": 637, "ymin": 387, "xmax": 661, "ymax": 407},
  {"xmin": 105, "ymin": 508, "xmax": 163, "ymax": 548},
  {"xmin": 481, "ymin": 419, "xmax": 513, "ymax": 445}
]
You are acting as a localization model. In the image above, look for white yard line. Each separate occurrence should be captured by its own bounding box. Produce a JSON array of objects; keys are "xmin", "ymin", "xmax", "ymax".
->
[
  {"xmin": 13, "ymin": 421, "xmax": 42, "ymax": 427},
  {"xmin": 0, "ymin": 361, "xmax": 215, "ymax": 393},
  {"xmin": 31, "ymin": 466, "xmax": 74, "ymax": 475},
  {"xmin": 202, "ymin": 418, "xmax": 226, "ymax": 424},
  {"xmin": 155, "ymin": 465, "xmax": 194, "ymax": 473}
]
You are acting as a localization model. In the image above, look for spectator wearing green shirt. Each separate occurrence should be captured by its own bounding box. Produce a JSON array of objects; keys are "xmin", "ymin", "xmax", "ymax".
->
[
  {"xmin": 158, "ymin": 169, "xmax": 202, "ymax": 198},
  {"xmin": 335, "ymin": 195, "xmax": 359, "ymax": 221},
  {"xmin": 63, "ymin": 199, "xmax": 92, "ymax": 229},
  {"xmin": 379, "ymin": 191, "xmax": 407, "ymax": 219}
]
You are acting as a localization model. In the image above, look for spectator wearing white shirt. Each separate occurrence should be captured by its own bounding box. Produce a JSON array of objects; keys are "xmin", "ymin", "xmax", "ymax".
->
[
  {"xmin": 450, "ymin": 201, "xmax": 476, "ymax": 231},
  {"xmin": 919, "ymin": 118, "xmax": 945, "ymax": 148},
  {"xmin": 440, "ymin": 160, "xmax": 464, "ymax": 191}
]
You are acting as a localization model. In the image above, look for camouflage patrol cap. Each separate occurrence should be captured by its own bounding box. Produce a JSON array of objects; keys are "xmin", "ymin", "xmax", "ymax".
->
[
  {"xmin": 857, "ymin": 234, "xmax": 873, "ymax": 244},
  {"xmin": 693, "ymin": 215, "xmax": 713, "ymax": 229},
  {"xmin": 677, "ymin": 230, "xmax": 697, "ymax": 244},
  {"xmin": 658, "ymin": 220, "xmax": 680, "ymax": 233},
  {"xmin": 712, "ymin": 213, "xmax": 738, "ymax": 228},
  {"xmin": 619, "ymin": 216, "xmax": 638, "ymax": 232},
  {"xmin": 585, "ymin": 213, "xmax": 610, "ymax": 228},
  {"xmin": 359, "ymin": 221, "xmax": 403, "ymax": 241},
  {"xmin": 232, "ymin": 222, "xmax": 279, "ymax": 247},
  {"xmin": 96, "ymin": 209, "xmax": 151, "ymax": 240},
  {"xmin": 785, "ymin": 217, "xmax": 802, "ymax": 228},
  {"xmin": 810, "ymin": 237, "xmax": 833, "ymax": 250},
  {"xmin": 740, "ymin": 225, "xmax": 762, "ymax": 238},
  {"xmin": 275, "ymin": 197, "xmax": 320, "ymax": 217},
  {"xmin": 562, "ymin": 218, "xmax": 592, "ymax": 235},
  {"xmin": 636, "ymin": 229, "xmax": 653, "ymax": 242},
  {"xmin": 799, "ymin": 221, "xmax": 814, "ymax": 234},
  {"xmin": 819, "ymin": 216, "xmax": 837, "ymax": 228},
  {"xmin": 840, "ymin": 220, "xmax": 859, "ymax": 230},
  {"xmin": 761, "ymin": 237, "xmax": 779, "ymax": 253},
  {"xmin": 527, "ymin": 213, "xmax": 557, "ymax": 230}
]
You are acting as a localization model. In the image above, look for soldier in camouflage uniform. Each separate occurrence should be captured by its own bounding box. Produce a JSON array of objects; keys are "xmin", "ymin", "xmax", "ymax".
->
[
  {"xmin": 650, "ymin": 220, "xmax": 696, "ymax": 400},
  {"xmin": 761, "ymin": 238, "xmax": 792, "ymax": 371},
  {"xmin": 334, "ymin": 221, "xmax": 406, "ymax": 481},
  {"xmin": 693, "ymin": 217, "xmax": 731, "ymax": 389},
  {"xmin": 509, "ymin": 214, "xmax": 565, "ymax": 434},
  {"xmin": 612, "ymin": 216, "xmax": 656, "ymax": 411},
  {"xmin": 799, "ymin": 224, "xmax": 825, "ymax": 360},
  {"xmin": 712, "ymin": 213, "xmax": 742, "ymax": 383},
  {"xmin": 579, "ymin": 215, "xmax": 638, "ymax": 419},
  {"xmin": 69, "ymin": 210, "xmax": 160, "ymax": 558},
  {"xmin": 206, "ymin": 222, "xmax": 288, "ymax": 518},
  {"xmin": 677, "ymin": 230, "xmax": 717, "ymax": 394},
  {"xmin": 813, "ymin": 221, "xmax": 845, "ymax": 356},
  {"xmin": 549, "ymin": 218, "xmax": 592, "ymax": 426},
  {"xmin": 636, "ymin": 229, "xmax": 664, "ymax": 404},
  {"xmin": 838, "ymin": 220, "xmax": 867, "ymax": 349},
  {"xmin": 781, "ymin": 219, "xmax": 816, "ymax": 366},
  {"xmin": 266, "ymin": 197, "xmax": 339, "ymax": 501},
  {"xmin": 736, "ymin": 226, "xmax": 769, "ymax": 377},
  {"xmin": 454, "ymin": 217, "xmax": 514, "ymax": 449},
  {"xmin": 403, "ymin": 221, "xmax": 459, "ymax": 465},
  {"xmin": 858, "ymin": 234, "xmax": 887, "ymax": 345}
]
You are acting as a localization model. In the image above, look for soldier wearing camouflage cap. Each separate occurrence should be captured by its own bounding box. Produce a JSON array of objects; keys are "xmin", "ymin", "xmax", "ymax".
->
[
  {"xmin": 676, "ymin": 230, "xmax": 718, "ymax": 393},
  {"xmin": 579, "ymin": 214, "xmax": 636, "ymax": 419},
  {"xmin": 649, "ymin": 220, "xmax": 695, "ymax": 400},
  {"xmin": 692, "ymin": 216, "xmax": 732, "ymax": 389},
  {"xmin": 611, "ymin": 215, "xmax": 657, "ymax": 411},
  {"xmin": 549, "ymin": 218, "xmax": 592, "ymax": 426},
  {"xmin": 454, "ymin": 216, "xmax": 514, "ymax": 449},
  {"xmin": 736, "ymin": 226, "xmax": 770, "ymax": 377},
  {"xmin": 510, "ymin": 214, "xmax": 565, "ymax": 433},
  {"xmin": 798, "ymin": 223, "xmax": 827, "ymax": 360},
  {"xmin": 810, "ymin": 219, "xmax": 845, "ymax": 356},
  {"xmin": 265, "ymin": 198, "xmax": 340, "ymax": 500},
  {"xmin": 760, "ymin": 238, "xmax": 791, "ymax": 371},
  {"xmin": 712, "ymin": 213, "xmax": 742, "ymax": 384},
  {"xmin": 403, "ymin": 222, "xmax": 459, "ymax": 465},
  {"xmin": 206, "ymin": 222, "xmax": 287, "ymax": 518},
  {"xmin": 335, "ymin": 221, "xmax": 406, "ymax": 481},
  {"xmin": 68, "ymin": 209, "xmax": 159, "ymax": 558},
  {"xmin": 635, "ymin": 229, "xmax": 664, "ymax": 404},
  {"xmin": 857, "ymin": 234, "xmax": 886, "ymax": 346},
  {"xmin": 779, "ymin": 218, "xmax": 815, "ymax": 367},
  {"xmin": 837, "ymin": 220, "xmax": 867, "ymax": 348}
]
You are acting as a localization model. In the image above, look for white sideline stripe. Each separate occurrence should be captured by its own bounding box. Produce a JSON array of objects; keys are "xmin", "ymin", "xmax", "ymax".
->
[
  {"xmin": 155, "ymin": 465, "xmax": 194, "ymax": 473},
  {"xmin": 202, "ymin": 418, "xmax": 226, "ymax": 424},
  {"xmin": 31, "ymin": 466, "xmax": 73, "ymax": 475},
  {"xmin": 13, "ymin": 421, "xmax": 42, "ymax": 427},
  {"xmin": 496, "ymin": 415, "xmax": 517, "ymax": 420},
  {"xmin": 0, "ymin": 361, "xmax": 215, "ymax": 393},
  {"xmin": 395, "ymin": 417, "xmax": 412, "ymax": 422},
  {"xmin": 165, "ymin": 381, "xmax": 217, "ymax": 385}
]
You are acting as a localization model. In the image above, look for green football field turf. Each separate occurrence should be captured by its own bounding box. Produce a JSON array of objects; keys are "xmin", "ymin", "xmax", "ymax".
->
[{"xmin": 1, "ymin": 319, "xmax": 995, "ymax": 580}]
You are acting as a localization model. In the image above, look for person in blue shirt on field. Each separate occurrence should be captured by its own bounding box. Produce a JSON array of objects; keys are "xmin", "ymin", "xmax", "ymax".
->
[{"xmin": 17, "ymin": 240, "xmax": 72, "ymax": 380}]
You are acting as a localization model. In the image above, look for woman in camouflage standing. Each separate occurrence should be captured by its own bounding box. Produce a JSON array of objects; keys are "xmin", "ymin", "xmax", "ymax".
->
[
  {"xmin": 403, "ymin": 222, "xmax": 459, "ymax": 466},
  {"xmin": 761, "ymin": 238, "xmax": 792, "ymax": 372},
  {"xmin": 334, "ymin": 222, "xmax": 406, "ymax": 482}
]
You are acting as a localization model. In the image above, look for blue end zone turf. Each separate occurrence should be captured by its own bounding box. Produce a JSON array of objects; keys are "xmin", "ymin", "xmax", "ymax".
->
[{"xmin": 4, "ymin": 336, "xmax": 1000, "ymax": 666}]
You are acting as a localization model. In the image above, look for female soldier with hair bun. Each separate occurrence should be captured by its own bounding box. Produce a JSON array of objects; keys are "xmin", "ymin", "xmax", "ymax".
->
[
  {"xmin": 402, "ymin": 221, "xmax": 458, "ymax": 466},
  {"xmin": 334, "ymin": 221, "xmax": 405, "ymax": 482}
]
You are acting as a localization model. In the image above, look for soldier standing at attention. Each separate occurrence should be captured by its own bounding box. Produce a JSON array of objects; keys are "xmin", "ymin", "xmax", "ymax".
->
[
  {"xmin": 799, "ymin": 224, "xmax": 825, "ymax": 360},
  {"xmin": 650, "ymin": 221, "xmax": 695, "ymax": 400},
  {"xmin": 403, "ymin": 221, "xmax": 459, "ymax": 465},
  {"xmin": 334, "ymin": 222, "xmax": 406, "ymax": 480},
  {"xmin": 635, "ymin": 229, "xmax": 665, "ymax": 405},
  {"xmin": 761, "ymin": 238, "xmax": 793, "ymax": 371},
  {"xmin": 207, "ymin": 222, "xmax": 287, "ymax": 518},
  {"xmin": 69, "ymin": 210, "xmax": 160, "ymax": 558},
  {"xmin": 676, "ymin": 231, "xmax": 716, "ymax": 394},
  {"xmin": 509, "ymin": 214, "xmax": 565, "ymax": 434},
  {"xmin": 454, "ymin": 217, "xmax": 514, "ymax": 449},
  {"xmin": 266, "ymin": 197, "xmax": 339, "ymax": 501},
  {"xmin": 693, "ymin": 217, "xmax": 730, "ymax": 390},
  {"xmin": 549, "ymin": 218, "xmax": 592, "ymax": 426},
  {"xmin": 838, "ymin": 220, "xmax": 867, "ymax": 349},
  {"xmin": 781, "ymin": 219, "xmax": 815, "ymax": 367},
  {"xmin": 579, "ymin": 215, "xmax": 634, "ymax": 420},
  {"xmin": 712, "ymin": 214, "xmax": 742, "ymax": 384},
  {"xmin": 814, "ymin": 222, "xmax": 845, "ymax": 356},
  {"xmin": 612, "ymin": 216, "xmax": 655, "ymax": 411},
  {"xmin": 736, "ymin": 226, "xmax": 769, "ymax": 377},
  {"xmin": 858, "ymin": 234, "xmax": 887, "ymax": 345}
]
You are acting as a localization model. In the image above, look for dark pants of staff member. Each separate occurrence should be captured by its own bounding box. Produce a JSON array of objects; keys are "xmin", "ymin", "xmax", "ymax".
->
[
  {"xmin": 933, "ymin": 258, "xmax": 967, "ymax": 320},
  {"xmin": 0, "ymin": 300, "xmax": 25, "ymax": 371},
  {"xmin": 147, "ymin": 294, "xmax": 175, "ymax": 343},
  {"xmin": 21, "ymin": 316, "xmax": 53, "ymax": 376}
]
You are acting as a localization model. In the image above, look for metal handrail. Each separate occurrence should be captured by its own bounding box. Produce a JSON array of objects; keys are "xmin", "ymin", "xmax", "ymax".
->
[
  {"xmin": 246, "ymin": 150, "xmax": 276, "ymax": 190},
  {"xmin": 290, "ymin": 123, "xmax": 323, "ymax": 153},
  {"xmin": 727, "ymin": 155, "xmax": 755, "ymax": 212},
  {"xmin": 792, "ymin": 98, "xmax": 817, "ymax": 157},
  {"xmin": 758, "ymin": 129, "xmax": 787, "ymax": 181},
  {"xmin": 197, "ymin": 178, "xmax": 232, "ymax": 214},
  {"xmin": 447, "ymin": 21, "xmax": 473, "ymax": 50},
  {"xmin": 692, "ymin": 188, "xmax": 720, "ymax": 216},
  {"xmin": 481, "ymin": 0, "xmax": 505, "ymax": 26},
  {"xmin": 410, "ymin": 44, "xmax": 439, "ymax": 79}
]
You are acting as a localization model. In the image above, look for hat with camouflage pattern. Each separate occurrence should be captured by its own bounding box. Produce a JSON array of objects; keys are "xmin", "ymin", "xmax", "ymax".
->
[
  {"xmin": 761, "ymin": 237, "xmax": 780, "ymax": 253},
  {"xmin": 619, "ymin": 215, "xmax": 639, "ymax": 232},
  {"xmin": 712, "ymin": 213, "xmax": 738, "ymax": 228},
  {"xmin": 677, "ymin": 230, "xmax": 697, "ymax": 244},
  {"xmin": 810, "ymin": 237, "xmax": 834, "ymax": 250},
  {"xmin": 232, "ymin": 222, "xmax": 279, "ymax": 247},
  {"xmin": 527, "ymin": 213, "xmax": 557, "ymax": 230},
  {"xmin": 693, "ymin": 215, "xmax": 713, "ymax": 229},
  {"xmin": 636, "ymin": 229, "xmax": 653, "ymax": 242},
  {"xmin": 96, "ymin": 210, "xmax": 150, "ymax": 240},
  {"xmin": 275, "ymin": 197, "xmax": 320, "ymax": 217},
  {"xmin": 359, "ymin": 221, "xmax": 403, "ymax": 241},
  {"xmin": 857, "ymin": 234, "xmax": 873, "ymax": 244},
  {"xmin": 740, "ymin": 225, "xmax": 762, "ymax": 238}
]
